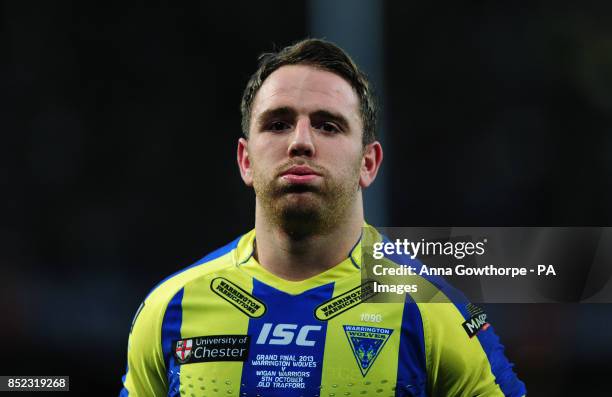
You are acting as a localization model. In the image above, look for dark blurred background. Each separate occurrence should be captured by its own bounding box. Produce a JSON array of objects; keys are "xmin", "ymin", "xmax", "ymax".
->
[{"xmin": 2, "ymin": 1, "xmax": 612, "ymax": 395}]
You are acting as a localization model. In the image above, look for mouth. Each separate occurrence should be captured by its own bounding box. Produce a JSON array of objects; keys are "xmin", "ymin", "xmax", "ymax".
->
[{"xmin": 280, "ymin": 165, "xmax": 321, "ymax": 184}]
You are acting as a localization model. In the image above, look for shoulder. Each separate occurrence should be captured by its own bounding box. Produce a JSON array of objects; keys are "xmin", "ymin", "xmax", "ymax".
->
[
  {"xmin": 131, "ymin": 231, "xmax": 251, "ymax": 335},
  {"xmin": 121, "ymin": 233, "xmax": 250, "ymax": 395},
  {"xmin": 127, "ymin": 233, "xmax": 249, "ymax": 359},
  {"xmin": 142, "ymin": 233, "xmax": 246, "ymax": 312}
]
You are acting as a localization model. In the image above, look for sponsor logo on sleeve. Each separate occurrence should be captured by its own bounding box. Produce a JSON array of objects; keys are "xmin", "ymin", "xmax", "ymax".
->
[
  {"xmin": 314, "ymin": 280, "xmax": 377, "ymax": 321},
  {"xmin": 343, "ymin": 325, "xmax": 393, "ymax": 376},
  {"xmin": 462, "ymin": 303, "xmax": 490, "ymax": 338},
  {"xmin": 174, "ymin": 335, "xmax": 251, "ymax": 365},
  {"xmin": 210, "ymin": 277, "xmax": 266, "ymax": 318}
]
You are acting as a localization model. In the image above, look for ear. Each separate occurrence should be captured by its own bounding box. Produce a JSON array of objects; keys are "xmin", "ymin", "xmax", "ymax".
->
[
  {"xmin": 359, "ymin": 141, "xmax": 383, "ymax": 188},
  {"xmin": 237, "ymin": 137, "xmax": 253, "ymax": 186}
]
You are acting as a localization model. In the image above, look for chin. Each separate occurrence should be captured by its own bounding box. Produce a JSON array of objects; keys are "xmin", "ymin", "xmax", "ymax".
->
[
  {"xmin": 279, "ymin": 197, "xmax": 322, "ymax": 217},
  {"xmin": 270, "ymin": 193, "xmax": 343, "ymax": 238}
]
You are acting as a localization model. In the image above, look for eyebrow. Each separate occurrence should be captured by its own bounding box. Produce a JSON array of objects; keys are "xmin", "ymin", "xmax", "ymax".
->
[
  {"xmin": 256, "ymin": 107, "xmax": 297, "ymax": 129},
  {"xmin": 310, "ymin": 110, "xmax": 350, "ymax": 131},
  {"xmin": 255, "ymin": 107, "xmax": 351, "ymax": 131}
]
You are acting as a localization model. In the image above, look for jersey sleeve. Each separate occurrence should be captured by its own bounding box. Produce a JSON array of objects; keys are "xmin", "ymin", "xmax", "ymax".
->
[
  {"xmin": 119, "ymin": 298, "xmax": 168, "ymax": 396},
  {"xmin": 419, "ymin": 300, "xmax": 526, "ymax": 397},
  {"xmin": 378, "ymin": 235, "xmax": 527, "ymax": 397},
  {"xmin": 118, "ymin": 236, "xmax": 242, "ymax": 396}
]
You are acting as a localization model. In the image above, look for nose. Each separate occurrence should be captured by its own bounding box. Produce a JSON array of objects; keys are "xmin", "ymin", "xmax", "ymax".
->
[{"xmin": 287, "ymin": 117, "xmax": 315, "ymax": 157}]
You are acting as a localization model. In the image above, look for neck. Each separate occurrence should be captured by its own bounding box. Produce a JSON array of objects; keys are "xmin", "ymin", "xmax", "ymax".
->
[{"xmin": 253, "ymin": 196, "xmax": 364, "ymax": 281}]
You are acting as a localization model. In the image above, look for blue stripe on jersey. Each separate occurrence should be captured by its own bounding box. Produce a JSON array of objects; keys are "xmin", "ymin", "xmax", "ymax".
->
[
  {"xmin": 348, "ymin": 230, "xmax": 363, "ymax": 269},
  {"xmin": 240, "ymin": 279, "xmax": 334, "ymax": 396},
  {"xmin": 396, "ymin": 295, "xmax": 427, "ymax": 397},
  {"xmin": 119, "ymin": 363, "xmax": 129, "ymax": 396},
  {"xmin": 192, "ymin": 235, "xmax": 242, "ymax": 266},
  {"xmin": 147, "ymin": 236, "xmax": 242, "ymax": 300},
  {"xmin": 473, "ymin": 320, "xmax": 526, "ymax": 397},
  {"xmin": 162, "ymin": 288, "xmax": 184, "ymax": 397}
]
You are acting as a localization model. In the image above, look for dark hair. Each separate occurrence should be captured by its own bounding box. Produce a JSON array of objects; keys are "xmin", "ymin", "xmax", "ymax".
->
[{"xmin": 240, "ymin": 38, "xmax": 377, "ymax": 145}]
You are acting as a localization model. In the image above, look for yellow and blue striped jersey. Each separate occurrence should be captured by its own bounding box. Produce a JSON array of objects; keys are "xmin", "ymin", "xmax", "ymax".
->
[{"xmin": 120, "ymin": 226, "xmax": 526, "ymax": 397}]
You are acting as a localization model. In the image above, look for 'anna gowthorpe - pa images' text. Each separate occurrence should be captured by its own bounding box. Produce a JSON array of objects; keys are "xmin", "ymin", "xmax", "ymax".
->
[{"xmin": 368, "ymin": 238, "xmax": 557, "ymax": 295}]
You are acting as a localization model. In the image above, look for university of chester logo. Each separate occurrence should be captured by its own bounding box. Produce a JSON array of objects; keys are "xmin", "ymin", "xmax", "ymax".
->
[
  {"xmin": 343, "ymin": 325, "xmax": 393, "ymax": 376},
  {"xmin": 175, "ymin": 339, "xmax": 193, "ymax": 363},
  {"xmin": 173, "ymin": 335, "xmax": 251, "ymax": 365}
]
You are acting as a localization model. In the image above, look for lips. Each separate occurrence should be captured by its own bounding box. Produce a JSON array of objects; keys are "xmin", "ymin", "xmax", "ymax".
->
[
  {"xmin": 280, "ymin": 165, "xmax": 321, "ymax": 184},
  {"xmin": 281, "ymin": 165, "xmax": 321, "ymax": 177}
]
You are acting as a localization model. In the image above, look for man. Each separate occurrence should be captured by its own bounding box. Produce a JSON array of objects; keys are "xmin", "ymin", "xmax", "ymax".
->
[{"xmin": 120, "ymin": 39, "xmax": 526, "ymax": 396}]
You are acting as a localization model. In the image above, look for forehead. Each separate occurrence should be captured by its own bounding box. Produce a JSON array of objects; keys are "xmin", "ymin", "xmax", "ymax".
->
[{"xmin": 251, "ymin": 64, "xmax": 361, "ymax": 124}]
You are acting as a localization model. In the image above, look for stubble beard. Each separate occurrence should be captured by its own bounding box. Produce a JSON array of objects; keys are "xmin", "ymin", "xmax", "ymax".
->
[{"xmin": 252, "ymin": 163, "xmax": 361, "ymax": 241}]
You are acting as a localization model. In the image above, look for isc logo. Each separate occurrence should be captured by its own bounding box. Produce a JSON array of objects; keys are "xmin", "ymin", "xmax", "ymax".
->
[{"xmin": 255, "ymin": 323, "xmax": 322, "ymax": 346}]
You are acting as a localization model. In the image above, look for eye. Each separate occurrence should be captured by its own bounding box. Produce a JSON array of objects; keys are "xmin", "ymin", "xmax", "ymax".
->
[
  {"xmin": 266, "ymin": 121, "xmax": 291, "ymax": 132},
  {"xmin": 316, "ymin": 122, "xmax": 341, "ymax": 134}
]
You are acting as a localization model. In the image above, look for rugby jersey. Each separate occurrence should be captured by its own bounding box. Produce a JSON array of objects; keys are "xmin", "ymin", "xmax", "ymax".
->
[{"xmin": 119, "ymin": 225, "xmax": 526, "ymax": 397}]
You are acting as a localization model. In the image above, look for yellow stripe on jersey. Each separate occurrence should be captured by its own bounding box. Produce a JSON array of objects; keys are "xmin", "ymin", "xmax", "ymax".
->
[
  {"xmin": 177, "ymin": 266, "xmax": 253, "ymax": 394},
  {"xmin": 321, "ymin": 273, "xmax": 403, "ymax": 395}
]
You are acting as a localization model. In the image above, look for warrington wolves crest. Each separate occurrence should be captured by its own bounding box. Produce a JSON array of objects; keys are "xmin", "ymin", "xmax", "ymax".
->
[{"xmin": 343, "ymin": 325, "xmax": 393, "ymax": 376}]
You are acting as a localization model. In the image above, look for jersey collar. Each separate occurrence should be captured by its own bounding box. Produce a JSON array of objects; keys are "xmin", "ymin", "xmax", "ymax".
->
[{"xmin": 232, "ymin": 223, "xmax": 381, "ymax": 295}]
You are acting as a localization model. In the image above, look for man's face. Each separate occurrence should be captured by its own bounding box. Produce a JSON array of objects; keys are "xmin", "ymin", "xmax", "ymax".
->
[{"xmin": 238, "ymin": 64, "xmax": 379, "ymax": 235}]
